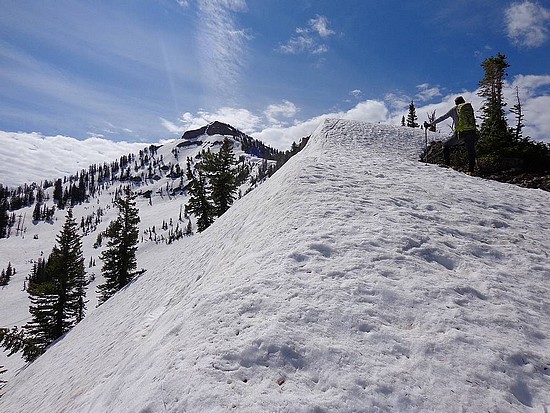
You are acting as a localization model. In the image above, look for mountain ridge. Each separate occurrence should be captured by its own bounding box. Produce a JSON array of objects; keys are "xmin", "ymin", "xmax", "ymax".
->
[{"xmin": 1, "ymin": 119, "xmax": 549, "ymax": 412}]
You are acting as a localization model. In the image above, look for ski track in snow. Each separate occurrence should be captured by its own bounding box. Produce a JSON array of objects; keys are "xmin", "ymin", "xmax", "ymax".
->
[{"xmin": 1, "ymin": 119, "xmax": 550, "ymax": 412}]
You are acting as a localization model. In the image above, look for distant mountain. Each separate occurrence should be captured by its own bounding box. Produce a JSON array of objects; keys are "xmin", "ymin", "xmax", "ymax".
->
[
  {"xmin": 182, "ymin": 121, "xmax": 307, "ymax": 161},
  {"xmin": 182, "ymin": 120, "xmax": 245, "ymax": 140},
  {"xmin": 2, "ymin": 120, "xmax": 549, "ymax": 412}
]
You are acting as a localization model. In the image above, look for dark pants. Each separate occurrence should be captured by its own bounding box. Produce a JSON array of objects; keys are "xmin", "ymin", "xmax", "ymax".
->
[{"xmin": 443, "ymin": 130, "xmax": 477, "ymax": 173}]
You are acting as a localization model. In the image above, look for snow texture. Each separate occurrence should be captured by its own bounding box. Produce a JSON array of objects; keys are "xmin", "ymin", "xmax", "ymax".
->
[{"xmin": 1, "ymin": 119, "xmax": 550, "ymax": 412}]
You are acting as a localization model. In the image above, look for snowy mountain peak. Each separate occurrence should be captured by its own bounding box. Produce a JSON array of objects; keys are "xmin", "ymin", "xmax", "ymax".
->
[
  {"xmin": 1, "ymin": 120, "xmax": 549, "ymax": 412},
  {"xmin": 181, "ymin": 120, "xmax": 245, "ymax": 141}
]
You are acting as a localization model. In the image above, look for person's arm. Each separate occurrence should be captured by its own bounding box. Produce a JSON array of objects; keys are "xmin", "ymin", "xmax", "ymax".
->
[{"xmin": 433, "ymin": 107, "xmax": 455, "ymax": 125}]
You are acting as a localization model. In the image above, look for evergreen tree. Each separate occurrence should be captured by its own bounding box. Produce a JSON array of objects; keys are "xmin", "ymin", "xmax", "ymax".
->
[
  {"xmin": 406, "ymin": 101, "xmax": 419, "ymax": 128},
  {"xmin": 27, "ymin": 258, "xmax": 48, "ymax": 290},
  {"xmin": 401, "ymin": 115, "xmax": 406, "ymax": 127},
  {"xmin": 0, "ymin": 262, "xmax": 14, "ymax": 285},
  {"xmin": 0, "ymin": 326, "xmax": 43, "ymax": 363},
  {"xmin": 185, "ymin": 159, "xmax": 215, "ymax": 232},
  {"xmin": 53, "ymin": 179, "xmax": 63, "ymax": 206},
  {"xmin": 0, "ymin": 197, "xmax": 8, "ymax": 239},
  {"xmin": 21, "ymin": 209, "xmax": 87, "ymax": 358},
  {"xmin": 477, "ymin": 53, "xmax": 513, "ymax": 156},
  {"xmin": 32, "ymin": 202, "xmax": 42, "ymax": 221},
  {"xmin": 202, "ymin": 138, "xmax": 238, "ymax": 216},
  {"xmin": 97, "ymin": 187, "xmax": 140, "ymax": 305},
  {"xmin": 24, "ymin": 278, "xmax": 57, "ymax": 358}
]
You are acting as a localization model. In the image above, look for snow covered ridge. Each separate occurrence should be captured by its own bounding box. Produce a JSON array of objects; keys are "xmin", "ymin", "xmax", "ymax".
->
[{"xmin": 1, "ymin": 119, "xmax": 550, "ymax": 412}]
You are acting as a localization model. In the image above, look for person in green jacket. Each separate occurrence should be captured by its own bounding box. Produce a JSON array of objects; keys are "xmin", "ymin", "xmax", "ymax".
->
[{"xmin": 428, "ymin": 96, "xmax": 477, "ymax": 174}]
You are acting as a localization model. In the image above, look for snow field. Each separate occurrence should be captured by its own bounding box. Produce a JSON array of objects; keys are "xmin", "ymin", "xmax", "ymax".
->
[{"xmin": 0, "ymin": 119, "xmax": 549, "ymax": 412}]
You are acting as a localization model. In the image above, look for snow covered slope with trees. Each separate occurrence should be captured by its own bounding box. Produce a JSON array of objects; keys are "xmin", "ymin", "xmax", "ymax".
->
[{"xmin": 1, "ymin": 119, "xmax": 550, "ymax": 412}]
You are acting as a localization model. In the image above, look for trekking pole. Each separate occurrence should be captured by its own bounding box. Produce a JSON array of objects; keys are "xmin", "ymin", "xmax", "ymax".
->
[{"xmin": 423, "ymin": 122, "xmax": 429, "ymax": 165}]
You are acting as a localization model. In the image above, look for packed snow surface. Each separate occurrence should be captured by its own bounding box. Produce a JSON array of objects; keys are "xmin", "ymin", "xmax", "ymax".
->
[{"xmin": 1, "ymin": 119, "xmax": 550, "ymax": 412}]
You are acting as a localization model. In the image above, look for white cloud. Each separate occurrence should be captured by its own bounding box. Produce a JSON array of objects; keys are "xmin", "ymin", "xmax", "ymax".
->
[
  {"xmin": 0, "ymin": 132, "xmax": 151, "ymax": 188},
  {"xmin": 264, "ymin": 100, "xmax": 299, "ymax": 125},
  {"xmin": 508, "ymin": 74, "xmax": 550, "ymax": 139},
  {"xmin": 505, "ymin": 1, "xmax": 550, "ymax": 48},
  {"xmin": 510, "ymin": 74, "xmax": 550, "ymax": 96},
  {"xmin": 341, "ymin": 100, "xmax": 389, "ymax": 123},
  {"xmin": 162, "ymin": 107, "xmax": 263, "ymax": 136},
  {"xmin": 256, "ymin": 100, "xmax": 389, "ymax": 149},
  {"xmin": 278, "ymin": 15, "xmax": 335, "ymax": 55},
  {"xmin": 384, "ymin": 92, "xmax": 412, "ymax": 112}
]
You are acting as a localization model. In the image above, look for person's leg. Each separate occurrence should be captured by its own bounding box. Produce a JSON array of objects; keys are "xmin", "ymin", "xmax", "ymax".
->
[
  {"xmin": 464, "ymin": 133, "xmax": 477, "ymax": 173},
  {"xmin": 442, "ymin": 133, "xmax": 459, "ymax": 165}
]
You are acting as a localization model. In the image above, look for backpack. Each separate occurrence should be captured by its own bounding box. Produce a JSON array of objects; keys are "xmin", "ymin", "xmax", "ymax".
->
[{"xmin": 456, "ymin": 102, "xmax": 476, "ymax": 133}]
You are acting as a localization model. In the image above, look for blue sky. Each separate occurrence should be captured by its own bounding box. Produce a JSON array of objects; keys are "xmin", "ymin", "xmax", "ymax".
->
[{"xmin": 1, "ymin": 0, "xmax": 549, "ymax": 151}]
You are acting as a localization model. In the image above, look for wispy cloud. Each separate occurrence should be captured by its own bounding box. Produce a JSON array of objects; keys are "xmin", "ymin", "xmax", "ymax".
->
[
  {"xmin": 384, "ymin": 92, "xmax": 412, "ymax": 112},
  {"xmin": 196, "ymin": 0, "xmax": 251, "ymax": 100},
  {"xmin": 383, "ymin": 84, "xmax": 442, "ymax": 113},
  {"xmin": 0, "ymin": 41, "xmax": 156, "ymax": 140},
  {"xmin": 306, "ymin": 15, "xmax": 336, "ymax": 38},
  {"xmin": 415, "ymin": 83, "xmax": 442, "ymax": 102},
  {"xmin": 278, "ymin": 15, "xmax": 336, "ymax": 55},
  {"xmin": 505, "ymin": 1, "xmax": 550, "ymax": 48},
  {"xmin": 0, "ymin": 3, "xmax": 197, "ymax": 141},
  {"xmin": 349, "ymin": 90, "xmax": 363, "ymax": 99}
]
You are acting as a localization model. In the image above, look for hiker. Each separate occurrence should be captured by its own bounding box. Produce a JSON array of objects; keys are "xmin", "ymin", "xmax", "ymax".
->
[{"xmin": 428, "ymin": 96, "xmax": 477, "ymax": 174}]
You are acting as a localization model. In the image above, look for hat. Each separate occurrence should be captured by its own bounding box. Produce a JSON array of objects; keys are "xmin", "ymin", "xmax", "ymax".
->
[{"xmin": 455, "ymin": 96, "xmax": 466, "ymax": 105}]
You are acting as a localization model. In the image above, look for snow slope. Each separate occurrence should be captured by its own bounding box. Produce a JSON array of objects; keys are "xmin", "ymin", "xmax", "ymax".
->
[{"xmin": 1, "ymin": 119, "xmax": 550, "ymax": 412}]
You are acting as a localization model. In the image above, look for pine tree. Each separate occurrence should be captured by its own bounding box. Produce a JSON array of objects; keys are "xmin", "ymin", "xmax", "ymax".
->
[
  {"xmin": 477, "ymin": 53, "xmax": 513, "ymax": 156},
  {"xmin": 32, "ymin": 202, "xmax": 42, "ymax": 221},
  {"xmin": 53, "ymin": 179, "xmax": 63, "ymax": 206},
  {"xmin": 28, "ymin": 258, "xmax": 48, "ymax": 290},
  {"xmin": 22, "ymin": 208, "xmax": 87, "ymax": 358},
  {"xmin": 97, "ymin": 186, "xmax": 140, "ymax": 305},
  {"xmin": 185, "ymin": 159, "xmax": 214, "ymax": 232},
  {"xmin": 401, "ymin": 115, "xmax": 406, "ymax": 127},
  {"xmin": 406, "ymin": 101, "xmax": 419, "ymax": 128},
  {"xmin": 0, "ymin": 262, "xmax": 13, "ymax": 285},
  {"xmin": 24, "ymin": 278, "xmax": 57, "ymax": 358},
  {"xmin": 202, "ymin": 138, "xmax": 238, "ymax": 216},
  {"xmin": 0, "ymin": 197, "xmax": 8, "ymax": 239},
  {"xmin": 0, "ymin": 326, "xmax": 43, "ymax": 362}
]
